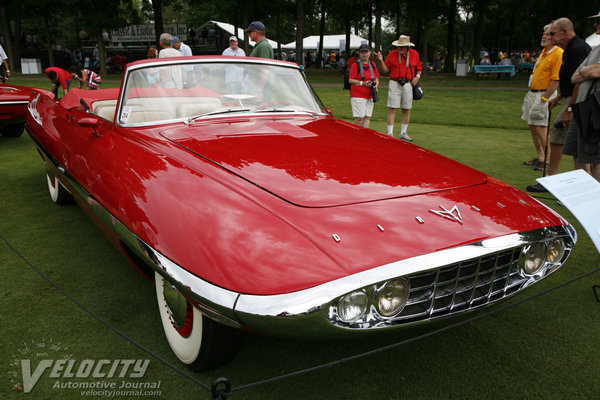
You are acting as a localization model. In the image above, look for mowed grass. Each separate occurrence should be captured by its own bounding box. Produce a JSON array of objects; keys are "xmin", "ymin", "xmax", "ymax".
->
[{"xmin": 1, "ymin": 71, "xmax": 600, "ymax": 400}]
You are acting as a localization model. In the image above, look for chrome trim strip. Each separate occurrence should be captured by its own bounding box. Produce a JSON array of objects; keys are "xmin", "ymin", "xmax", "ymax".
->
[{"xmin": 0, "ymin": 100, "xmax": 29, "ymax": 105}]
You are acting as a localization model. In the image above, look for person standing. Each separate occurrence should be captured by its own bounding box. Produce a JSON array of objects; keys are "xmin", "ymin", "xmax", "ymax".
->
[
  {"xmin": 375, "ymin": 35, "xmax": 422, "ymax": 141},
  {"xmin": 586, "ymin": 11, "xmax": 600, "ymax": 48},
  {"xmin": 562, "ymin": 39, "xmax": 600, "ymax": 181},
  {"xmin": 222, "ymin": 36, "xmax": 245, "ymax": 57},
  {"xmin": 158, "ymin": 32, "xmax": 183, "ymax": 89},
  {"xmin": 172, "ymin": 36, "xmax": 192, "ymax": 57},
  {"xmin": 526, "ymin": 17, "xmax": 591, "ymax": 192},
  {"xmin": 348, "ymin": 44, "xmax": 379, "ymax": 128},
  {"xmin": 45, "ymin": 67, "xmax": 71, "ymax": 99},
  {"xmin": 521, "ymin": 24, "xmax": 563, "ymax": 170},
  {"xmin": 0, "ymin": 44, "xmax": 10, "ymax": 83},
  {"xmin": 222, "ymin": 36, "xmax": 247, "ymax": 94},
  {"xmin": 246, "ymin": 21, "xmax": 273, "ymax": 59}
]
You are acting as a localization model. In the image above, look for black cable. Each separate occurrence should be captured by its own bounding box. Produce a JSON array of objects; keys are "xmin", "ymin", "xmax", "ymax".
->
[
  {"xmin": 0, "ymin": 232, "xmax": 211, "ymax": 392},
  {"xmin": 231, "ymin": 265, "xmax": 600, "ymax": 393},
  {"xmin": 3, "ymin": 231, "xmax": 599, "ymax": 398}
]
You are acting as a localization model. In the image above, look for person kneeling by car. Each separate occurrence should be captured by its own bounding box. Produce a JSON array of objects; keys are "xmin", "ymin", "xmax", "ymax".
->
[
  {"xmin": 348, "ymin": 44, "xmax": 379, "ymax": 129},
  {"xmin": 69, "ymin": 65, "xmax": 102, "ymax": 90}
]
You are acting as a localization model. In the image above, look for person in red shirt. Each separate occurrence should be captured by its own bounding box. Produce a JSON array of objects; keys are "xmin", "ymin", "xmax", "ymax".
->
[
  {"xmin": 348, "ymin": 44, "xmax": 379, "ymax": 128},
  {"xmin": 45, "ymin": 67, "xmax": 72, "ymax": 99},
  {"xmin": 375, "ymin": 35, "xmax": 422, "ymax": 141}
]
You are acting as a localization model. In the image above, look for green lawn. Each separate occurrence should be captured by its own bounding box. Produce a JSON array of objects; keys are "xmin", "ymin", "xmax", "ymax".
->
[{"xmin": 1, "ymin": 71, "xmax": 599, "ymax": 400}]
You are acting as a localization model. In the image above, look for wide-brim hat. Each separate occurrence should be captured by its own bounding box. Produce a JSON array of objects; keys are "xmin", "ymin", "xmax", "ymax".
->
[
  {"xmin": 392, "ymin": 35, "xmax": 414, "ymax": 47},
  {"xmin": 588, "ymin": 11, "xmax": 600, "ymax": 19}
]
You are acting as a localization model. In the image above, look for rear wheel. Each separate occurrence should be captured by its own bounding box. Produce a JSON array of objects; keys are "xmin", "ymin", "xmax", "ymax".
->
[
  {"xmin": 0, "ymin": 123, "xmax": 24, "ymax": 137},
  {"xmin": 154, "ymin": 271, "xmax": 241, "ymax": 370}
]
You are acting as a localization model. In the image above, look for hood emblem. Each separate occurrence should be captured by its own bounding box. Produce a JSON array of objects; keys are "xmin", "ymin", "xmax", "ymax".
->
[{"xmin": 429, "ymin": 205, "xmax": 463, "ymax": 225}]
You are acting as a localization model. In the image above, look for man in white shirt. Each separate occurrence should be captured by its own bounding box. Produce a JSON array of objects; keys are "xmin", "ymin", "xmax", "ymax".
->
[
  {"xmin": 0, "ymin": 44, "xmax": 10, "ymax": 82},
  {"xmin": 172, "ymin": 36, "xmax": 193, "ymax": 57},
  {"xmin": 158, "ymin": 33, "xmax": 183, "ymax": 88},
  {"xmin": 222, "ymin": 36, "xmax": 247, "ymax": 93},
  {"xmin": 586, "ymin": 11, "xmax": 600, "ymax": 48}
]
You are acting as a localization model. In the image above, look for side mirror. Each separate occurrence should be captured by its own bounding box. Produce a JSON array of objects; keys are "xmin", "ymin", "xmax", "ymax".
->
[{"xmin": 80, "ymin": 98, "xmax": 90, "ymax": 111}]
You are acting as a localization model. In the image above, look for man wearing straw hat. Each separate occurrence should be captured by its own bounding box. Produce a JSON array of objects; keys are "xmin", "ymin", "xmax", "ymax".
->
[
  {"xmin": 375, "ymin": 35, "xmax": 422, "ymax": 141},
  {"xmin": 586, "ymin": 10, "xmax": 600, "ymax": 48}
]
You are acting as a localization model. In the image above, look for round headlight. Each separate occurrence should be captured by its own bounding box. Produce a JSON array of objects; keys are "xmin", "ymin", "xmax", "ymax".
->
[
  {"xmin": 523, "ymin": 243, "xmax": 547, "ymax": 275},
  {"xmin": 338, "ymin": 291, "xmax": 368, "ymax": 323},
  {"xmin": 546, "ymin": 238, "xmax": 565, "ymax": 264},
  {"xmin": 377, "ymin": 279, "xmax": 410, "ymax": 317}
]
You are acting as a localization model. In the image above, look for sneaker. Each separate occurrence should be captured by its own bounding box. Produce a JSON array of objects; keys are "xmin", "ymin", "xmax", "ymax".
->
[
  {"xmin": 523, "ymin": 158, "xmax": 538, "ymax": 166},
  {"xmin": 526, "ymin": 183, "xmax": 549, "ymax": 193},
  {"xmin": 399, "ymin": 133, "xmax": 413, "ymax": 142}
]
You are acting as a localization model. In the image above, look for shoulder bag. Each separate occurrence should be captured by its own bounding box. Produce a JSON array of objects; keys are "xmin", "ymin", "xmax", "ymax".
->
[{"xmin": 572, "ymin": 79, "xmax": 600, "ymax": 143}]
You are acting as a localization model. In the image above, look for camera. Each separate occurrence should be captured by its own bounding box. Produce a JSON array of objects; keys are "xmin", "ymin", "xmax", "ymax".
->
[
  {"xmin": 370, "ymin": 81, "xmax": 378, "ymax": 102},
  {"xmin": 398, "ymin": 78, "xmax": 408, "ymax": 85}
]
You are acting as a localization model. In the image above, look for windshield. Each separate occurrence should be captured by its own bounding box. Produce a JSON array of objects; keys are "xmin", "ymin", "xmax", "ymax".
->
[{"xmin": 118, "ymin": 60, "xmax": 327, "ymax": 126}]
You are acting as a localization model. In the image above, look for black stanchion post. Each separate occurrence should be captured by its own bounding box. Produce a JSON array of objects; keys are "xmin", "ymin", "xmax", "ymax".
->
[
  {"xmin": 593, "ymin": 285, "xmax": 600, "ymax": 303},
  {"xmin": 211, "ymin": 377, "xmax": 232, "ymax": 400}
]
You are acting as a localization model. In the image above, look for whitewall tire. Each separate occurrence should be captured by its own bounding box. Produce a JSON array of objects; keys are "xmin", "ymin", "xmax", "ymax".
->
[{"xmin": 154, "ymin": 271, "xmax": 241, "ymax": 370}]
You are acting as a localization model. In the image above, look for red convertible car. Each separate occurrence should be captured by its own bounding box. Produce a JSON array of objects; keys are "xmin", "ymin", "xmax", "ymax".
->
[
  {"xmin": 25, "ymin": 56, "xmax": 577, "ymax": 369},
  {"xmin": 0, "ymin": 83, "xmax": 31, "ymax": 137}
]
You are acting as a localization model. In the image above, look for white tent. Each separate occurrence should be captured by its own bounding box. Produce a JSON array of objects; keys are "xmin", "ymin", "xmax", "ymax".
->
[
  {"xmin": 282, "ymin": 34, "xmax": 372, "ymax": 51},
  {"xmin": 210, "ymin": 20, "xmax": 279, "ymax": 49}
]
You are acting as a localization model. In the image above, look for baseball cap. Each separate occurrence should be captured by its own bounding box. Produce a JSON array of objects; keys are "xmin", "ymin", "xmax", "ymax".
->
[
  {"xmin": 246, "ymin": 21, "xmax": 265, "ymax": 32},
  {"xmin": 229, "ymin": 36, "xmax": 238, "ymax": 41},
  {"xmin": 171, "ymin": 36, "xmax": 180, "ymax": 45},
  {"xmin": 358, "ymin": 44, "xmax": 371, "ymax": 52}
]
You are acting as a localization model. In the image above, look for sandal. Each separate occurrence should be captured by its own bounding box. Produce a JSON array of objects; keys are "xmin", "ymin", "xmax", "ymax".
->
[{"xmin": 523, "ymin": 158, "xmax": 539, "ymax": 166}]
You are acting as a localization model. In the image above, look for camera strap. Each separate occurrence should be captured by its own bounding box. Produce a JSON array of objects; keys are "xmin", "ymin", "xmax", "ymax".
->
[{"xmin": 357, "ymin": 60, "xmax": 375, "ymax": 82}]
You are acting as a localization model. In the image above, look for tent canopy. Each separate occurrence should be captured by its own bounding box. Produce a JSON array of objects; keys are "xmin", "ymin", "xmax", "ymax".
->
[
  {"xmin": 282, "ymin": 34, "xmax": 372, "ymax": 51},
  {"xmin": 210, "ymin": 20, "xmax": 279, "ymax": 49}
]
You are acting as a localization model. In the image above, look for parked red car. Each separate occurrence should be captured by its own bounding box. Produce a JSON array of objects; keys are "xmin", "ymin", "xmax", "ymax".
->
[
  {"xmin": 25, "ymin": 56, "xmax": 577, "ymax": 369},
  {"xmin": 0, "ymin": 83, "xmax": 31, "ymax": 137}
]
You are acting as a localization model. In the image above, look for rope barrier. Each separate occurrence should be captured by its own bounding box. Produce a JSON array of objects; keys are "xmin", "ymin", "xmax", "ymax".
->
[{"xmin": 3, "ymin": 231, "xmax": 598, "ymax": 399}]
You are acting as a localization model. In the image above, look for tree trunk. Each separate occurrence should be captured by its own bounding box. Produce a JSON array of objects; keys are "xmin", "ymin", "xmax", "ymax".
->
[
  {"xmin": 444, "ymin": 0, "xmax": 456, "ymax": 73},
  {"xmin": 317, "ymin": 0, "xmax": 325, "ymax": 68},
  {"xmin": 152, "ymin": 0, "xmax": 164, "ymax": 46},
  {"xmin": 43, "ymin": 12, "xmax": 55, "ymax": 67},
  {"xmin": 97, "ymin": 35, "xmax": 107, "ymax": 76},
  {"xmin": 296, "ymin": 0, "xmax": 304, "ymax": 66},
  {"xmin": 374, "ymin": 0, "xmax": 381, "ymax": 52}
]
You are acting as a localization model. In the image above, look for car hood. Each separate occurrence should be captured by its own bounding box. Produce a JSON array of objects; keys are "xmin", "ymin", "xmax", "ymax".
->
[{"xmin": 160, "ymin": 116, "xmax": 488, "ymax": 207}]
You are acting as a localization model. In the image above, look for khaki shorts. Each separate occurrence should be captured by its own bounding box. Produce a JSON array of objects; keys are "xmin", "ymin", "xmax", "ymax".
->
[
  {"xmin": 351, "ymin": 97, "xmax": 374, "ymax": 118},
  {"xmin": 387, "ymin": 80, "xmax": 413, "ymax": 109},
  {"xmin": 521, "ymin": 91, "xmax": 554, "ymax": 126},
  {"xmin": 549, "ymin": 96, "xmax": 571, "ymax": 145}
]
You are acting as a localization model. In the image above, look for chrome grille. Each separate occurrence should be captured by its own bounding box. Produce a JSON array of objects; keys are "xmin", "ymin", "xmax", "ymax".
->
[{"xmin": 396, "ymin": 247, "xmax": 526, "ymax": 322}]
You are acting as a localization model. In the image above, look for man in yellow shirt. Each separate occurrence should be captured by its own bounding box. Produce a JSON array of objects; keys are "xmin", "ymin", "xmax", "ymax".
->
[{"xmin": 521, "ymin": 24, "xmax": 563, "ymax": 171}]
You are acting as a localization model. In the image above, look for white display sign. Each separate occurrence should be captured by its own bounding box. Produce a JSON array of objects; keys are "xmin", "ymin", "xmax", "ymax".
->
[{"xmin": 537, "ymin": 169, "xmax": 600, "ymax": 253}]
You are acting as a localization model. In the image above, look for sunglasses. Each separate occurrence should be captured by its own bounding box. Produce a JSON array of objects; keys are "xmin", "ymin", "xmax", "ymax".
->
[{"xmin": 548, "ymin": 30, "xmax": 563, "ymax": 36}]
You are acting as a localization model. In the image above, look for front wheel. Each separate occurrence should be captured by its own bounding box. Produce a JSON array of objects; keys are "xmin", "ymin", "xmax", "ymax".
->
[
  {"xmin": 154, "ymin": 271, "xmax": 241, "ymax": 370},
  {"xmin": 46, "ymin": 172, "xmax": 71, "ymax": 204}
]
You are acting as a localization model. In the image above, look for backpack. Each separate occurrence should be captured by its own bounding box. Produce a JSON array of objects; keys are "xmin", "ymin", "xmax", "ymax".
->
[{"xmin": 344, "ymin": 60, "xmax": 376, "ymax": 90}]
